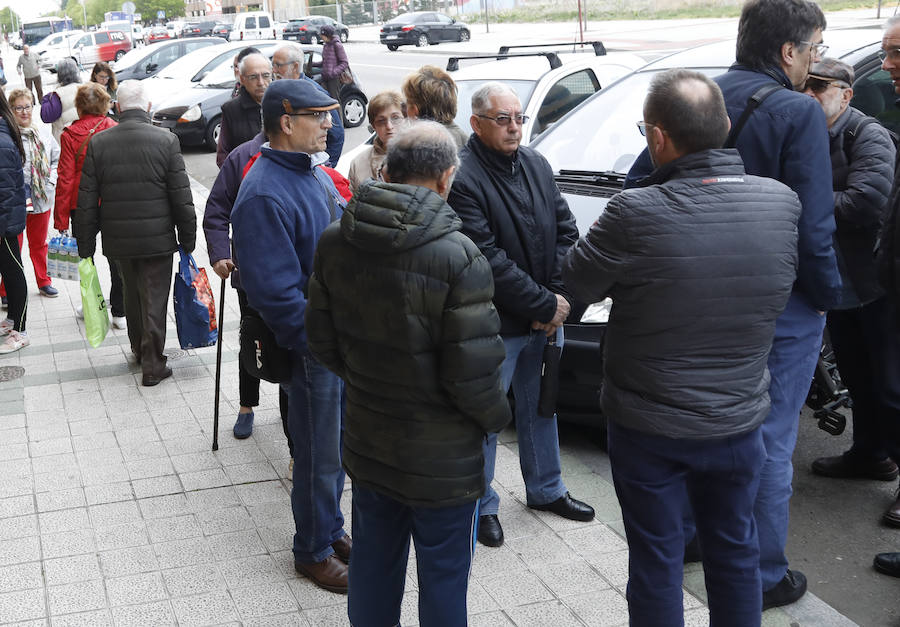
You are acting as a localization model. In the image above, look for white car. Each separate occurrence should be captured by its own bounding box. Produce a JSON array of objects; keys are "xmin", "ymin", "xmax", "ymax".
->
[
  {"xmin": 38, "ymin": 31, "xmax": 85, "ymax": 71},
  {"xmin": 229, "ymin": 11, "xmax": 277, "ymax": 41}
]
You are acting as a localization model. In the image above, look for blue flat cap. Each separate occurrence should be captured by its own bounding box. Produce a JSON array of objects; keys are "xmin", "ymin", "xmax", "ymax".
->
[{"xmin": 261, "ymin": 79, "xmax": 339, "ymax": 122}]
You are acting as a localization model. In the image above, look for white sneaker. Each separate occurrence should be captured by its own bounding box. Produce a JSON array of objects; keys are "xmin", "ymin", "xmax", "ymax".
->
[
  {"xmin": 75, "ymin": 305, "xmax": 83, "ymax": 320},
  {"xmin": 112, "ymin": 316, "xmax": 126, "ymax": 329},
  {"xmin": 0, "ymin": 330, "xmax": 29, "ymax": 354},
  {"xmin": 0, "ymin": 318, "xmax": 12, "ymax": 337}
]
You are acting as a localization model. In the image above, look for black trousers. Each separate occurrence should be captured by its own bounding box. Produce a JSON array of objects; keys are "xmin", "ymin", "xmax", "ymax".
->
[
  {"xmin": 107, "ymin": 259, "xmax": 125, "ymax": 318},
  {"xmin": 116, "ymin": 255, "xmax": 173, "ymax": 379},
  {"xmin": 0, "ymin": 235, "xmax": 26, "ymax": 332},
  {"xmin": 827, "ymin": 296, "xmax": 900, "ymax": 462}
]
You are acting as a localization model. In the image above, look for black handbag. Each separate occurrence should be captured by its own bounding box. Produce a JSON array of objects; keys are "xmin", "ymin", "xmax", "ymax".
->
[
  {"xmin": 537, "ymin": 334, "xmax": 562, "ymax": 418},
  {"xmin": 239, "ymin": 314, "xmax": 292, "ymax": 384}
]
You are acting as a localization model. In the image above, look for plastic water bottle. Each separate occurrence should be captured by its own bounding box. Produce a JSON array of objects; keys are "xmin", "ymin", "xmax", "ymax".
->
[
  {"xmin": 64, "ymin": 237, "xmax": 79, "ymax": 281},
  {"xmin": 47, "ymin": 235, "xmax": 60, "ymax": 279}
]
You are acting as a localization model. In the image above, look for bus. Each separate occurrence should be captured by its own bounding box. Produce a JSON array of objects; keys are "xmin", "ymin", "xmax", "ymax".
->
[{"xmin": 22, "ymin": 17, "xmax": 74, "ymax": 46}]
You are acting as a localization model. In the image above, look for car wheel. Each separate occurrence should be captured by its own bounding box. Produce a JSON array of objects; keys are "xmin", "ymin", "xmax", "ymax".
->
[
  {"xmin": 339, "ymin": 30, "xmax": 348, "ymax": 43},
  {"xmin": 459, "ymin": 29, "xmax": 470, "ymax": 42},
  {"xmin": 205, "ymin": 116, "xmax": 221, "ymax": 152},
  {"xmin": 342, "ymin": 95, "xmax": 366, "ymax": 128},
  {"xmin": 387, "ymin": 44, "xmax": 399, "ymax": 51},
  {"xmin": 115, "ymin": 50, "xmax": 125, "ymax": 60},
  {"xmin": 416, "ymin": 33, "xmax": 428, "ymax": 47},
  {"xmin": 310, "ymin": 34, "xmax": 319, "ymax": 45}
]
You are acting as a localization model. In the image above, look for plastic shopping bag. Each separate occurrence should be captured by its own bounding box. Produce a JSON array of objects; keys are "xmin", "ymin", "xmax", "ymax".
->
[
  {"xmin": 78, "ymin": 258, "xmax": 109, "ymax": 348},
  {"xmin": 173, "ymin": 247, "xmax": 218, "ymax": 349}
]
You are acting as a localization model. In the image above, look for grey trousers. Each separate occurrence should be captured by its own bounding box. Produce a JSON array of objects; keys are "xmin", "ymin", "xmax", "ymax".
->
[{"xmin": 116, "ymin": 255, "xmax": 173, "ymax": 379}]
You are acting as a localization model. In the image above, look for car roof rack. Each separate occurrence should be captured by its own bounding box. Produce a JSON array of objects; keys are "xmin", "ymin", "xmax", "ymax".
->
[
  {"xmin": 499, "ymin": 41, "xmax": 607, "ymax": 57},
  {"xmin": 447, "ymin": 51, "xmax": 563, "ymax": 72}
]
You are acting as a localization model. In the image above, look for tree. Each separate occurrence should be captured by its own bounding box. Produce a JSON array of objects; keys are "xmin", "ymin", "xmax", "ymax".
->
[
  {"xmin": 0, "ymin": 7, "xmax": 21, "ymax": 33},
  {"xmin": 134, "ymin": 0, "xmax": 186, "ymax": 20}
]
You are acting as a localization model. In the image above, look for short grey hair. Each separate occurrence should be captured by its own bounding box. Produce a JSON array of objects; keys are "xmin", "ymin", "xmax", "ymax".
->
[
  {"xmin": 239, "ymin": 53, "xmax": 271, "ymax": 75},
  {"xmin": 117, "ymin": 80, "xmax": 150, "ymax": 112},
  {"xmin": 886, "ymin": 15, "xmax": 900, "ymax": 29},
  {"xmin": 56, "ymin": 59, "xmax": 81, "ymax": 86},
  {"xmin": 274, "ymin": 45, "xmax": 303, "ymax": 66},
  {"xmin": 471, "ymin": 82, "xmax": 519, "ymax": 116},
  {"xmin": 383, "ymin": 121, "xmax": 459, "ymax": 184}
]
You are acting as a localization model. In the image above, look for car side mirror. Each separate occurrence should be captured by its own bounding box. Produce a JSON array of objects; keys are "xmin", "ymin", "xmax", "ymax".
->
[
  {"xmin": 146, "ymin": 63, "xmax": 157, "ymax": 73},
  {"xmin": 451, "ymin": 18, "xmax": 456, "ymax": 22}
]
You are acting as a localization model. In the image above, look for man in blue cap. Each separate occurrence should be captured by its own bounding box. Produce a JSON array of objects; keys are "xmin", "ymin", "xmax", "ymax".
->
[{"xmin": 232, "ymin": 79, "xmax": 349, "ymax": 593}]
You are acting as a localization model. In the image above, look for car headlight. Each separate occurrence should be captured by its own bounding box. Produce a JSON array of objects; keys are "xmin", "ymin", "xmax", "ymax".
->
[
  {"xmin": 580, "ymin": 298, "xmax": 612, "ymax": 324},
  {"xmin": 178, "ymin": 104, "xmax": 202, "ymax": 123}
]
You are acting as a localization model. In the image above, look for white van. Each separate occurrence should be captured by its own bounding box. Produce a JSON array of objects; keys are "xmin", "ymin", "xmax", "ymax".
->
[{"xmin": 229, "ymin": 12, "xmax": 276, "ymax": 41}]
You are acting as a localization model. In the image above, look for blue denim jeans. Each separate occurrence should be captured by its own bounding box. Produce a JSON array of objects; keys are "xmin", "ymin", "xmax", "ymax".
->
[
  {"xmin": 347, "ymin": 484, "xmax": 478, "ymax": 627},
  {"xmin": 287, "ymin": 349, "xmax": 346, "ymax": 564},
  {"xmin": 480, "ymin": 328, "xmax": 567, "ymax": 515},
  {"xmin": 608, "ymin": 421, "xmax": 764, "ymax": 627},
  {"xmin": 757, "ymin": 292, "xmax": 826, "ymax": 590}
]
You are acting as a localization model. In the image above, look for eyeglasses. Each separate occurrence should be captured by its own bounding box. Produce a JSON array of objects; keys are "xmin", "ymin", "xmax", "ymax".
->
[
  {"xmin": 242, "ymin": 72, "xmax": 272, "ymax": 83},
  {"xmin": 13, "ymin": 105, "xmax": 32, "ymax": 113},
  {"xmin": 272, "ymin": 60, "xmax": 296, "ymax": 68},
  {"xmin": 373, "ymin": 114, "xmax": 404, "ymax": 128},
  {"xmin": 477, "ymin": 113, "xmax": 529, "ymax": 127},
  {"xmin": 879, "ymin": 48, "xmax": 900, "ymax": 62},
  {"xmin": 798, "ymin": 40, "xmax": 828, "ymax": 58},
  {"xmin": 96, "ymin": 74, "xmax": 109, "ymax": 81},
  {"xmin": 636, "ymin": 121, "xmax": 656, "ymax": 137},
  {"xmin": 287, "ymin": 110, "xmax": 331, "ymax": 123},
  {"xmin": 804, "ymin": 77, "xmax": 849, "ymax": 93}
]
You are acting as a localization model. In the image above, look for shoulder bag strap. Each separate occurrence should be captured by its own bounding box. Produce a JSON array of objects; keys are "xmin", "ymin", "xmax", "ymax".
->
[
  {"xmin": 75, "ymin": 120, "xmax": 106, "ymax": 164},
  {"xmin": 723, "ymin": 83, "xmax": 784, "ymax": 149}
]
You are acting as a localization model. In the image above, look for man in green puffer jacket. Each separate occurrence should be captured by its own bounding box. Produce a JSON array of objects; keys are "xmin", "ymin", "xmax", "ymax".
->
[{"xmin": 306, "ymin": 121, "xmax": 511, "ymax": 627}]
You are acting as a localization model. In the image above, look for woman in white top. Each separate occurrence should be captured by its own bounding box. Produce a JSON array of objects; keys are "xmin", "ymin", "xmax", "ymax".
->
[
  {"xmin": 347, "ymin": 91, "xmax": 406, "ymax": 194},
  {"xmin": 50, "ymin": 59, "xmax": 82, "ymax": 143}
]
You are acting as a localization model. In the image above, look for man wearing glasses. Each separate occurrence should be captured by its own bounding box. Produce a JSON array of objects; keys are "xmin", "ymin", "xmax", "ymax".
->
[
  {"xmin": 216, "ymin": 52, "xmax": 272, "ymax": 167},
  {"xmin": 232, "ymin": 80, "xmax": 349, "ymax": 594},
  {"xmin": 448, "ymin": 82, "xmax": 594, "ymax": 549}
]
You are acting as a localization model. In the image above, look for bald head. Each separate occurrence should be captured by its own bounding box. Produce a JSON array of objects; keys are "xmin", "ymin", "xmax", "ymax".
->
[{"xmin": 383, "ymin": 121, "xmax": 460, "ymax": 197}]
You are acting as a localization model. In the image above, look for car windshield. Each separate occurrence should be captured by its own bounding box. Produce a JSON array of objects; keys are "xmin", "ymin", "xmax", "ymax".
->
[
  {"xmin": 158, "ymin": 46, "xmax": 229, "ymax": 79},
  {"xmin": 199, "ymin": 58, "xmax": 237, "ymax": 88},
  {"xmin": 535, "ymin": 68, "xmax": 723, "ymax": 175},
  {"xmin": 114, "ymin": 45, "xmax": 153, "ymax": 69},
  {"xmin": 454, "ymin": 79, "xmax": 537, "ymax": 136}
]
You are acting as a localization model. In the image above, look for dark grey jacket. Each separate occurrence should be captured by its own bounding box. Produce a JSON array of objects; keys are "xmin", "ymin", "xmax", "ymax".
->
[
  {"xmin": 306, "ymin": 181, "xmax": 511, "ymax": 507},
  {"xmin": 74, "ymin": 109, "xmax": 196, "ymax": 259},
  {"xmin": 563, "ymin": 149, "xmax": 800, "ymax": 439},
  {"xmin": 828, "ymin": 107, "xmax": 895, "ymax": 308}
]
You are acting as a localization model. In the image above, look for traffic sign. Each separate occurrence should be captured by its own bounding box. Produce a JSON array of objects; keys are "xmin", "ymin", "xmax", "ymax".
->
[
  {"xmin": 157, "ymin": 10, "xmax": 166, "ymax": 18},
  {"xmin": 122, "ymin": 2, "xmax": 136, "ymax": 14}
]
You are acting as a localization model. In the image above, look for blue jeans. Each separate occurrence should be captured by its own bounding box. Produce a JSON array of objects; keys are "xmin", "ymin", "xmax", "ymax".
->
[
  {"xmin": 757, "ymin": 292, "xmax": 826, "ymax": 590},
  {"xmin": 480, "ymin": 329, "xmax": 567, "ymax": 515},
  {"xmin": 608, "ymin": 421, "xmax": 765, "ymax": 627},
  {"xmin": 347, "ymin": 484, "xmax": 478, "ymax": 627},
  {"xmin": 287, "ymin": 349, "xmax": 346, "ymax": 563}
]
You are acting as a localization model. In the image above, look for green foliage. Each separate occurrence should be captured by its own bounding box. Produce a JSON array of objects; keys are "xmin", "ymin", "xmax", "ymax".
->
[{"xmin": 0, "ymin": 7, "xmax": 21, "ymax": 33}]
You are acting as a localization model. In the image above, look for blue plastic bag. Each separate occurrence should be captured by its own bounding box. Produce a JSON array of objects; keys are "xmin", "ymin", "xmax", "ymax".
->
[{"xmin": 173, "ymin": 248, "xmax": 218, "ymax": 349}]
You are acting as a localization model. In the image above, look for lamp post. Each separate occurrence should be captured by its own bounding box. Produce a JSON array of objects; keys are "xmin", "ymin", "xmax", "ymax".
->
[{"xmin": 81, "ymin": 0, "xmax": 87, "ymax": 30}]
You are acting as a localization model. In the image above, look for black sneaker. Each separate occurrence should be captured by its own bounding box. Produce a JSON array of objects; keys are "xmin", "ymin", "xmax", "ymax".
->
[{"xmin": 762, "ymin": 569, "xmax": 807, "ymax": 610}]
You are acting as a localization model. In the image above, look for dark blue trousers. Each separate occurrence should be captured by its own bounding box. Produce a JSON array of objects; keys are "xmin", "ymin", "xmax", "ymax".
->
[
  {"xmin": 347, "ymin": 484, "xmax": 478, "ymax": 627},
  {"xmin": 608, "ymin": 421, "xmax": 765, "ymax": 627}
]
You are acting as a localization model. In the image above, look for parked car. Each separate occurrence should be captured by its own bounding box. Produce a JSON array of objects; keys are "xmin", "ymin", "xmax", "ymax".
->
[
  {"xmin": 229, "ymin": 11, "xmax": 277, "ymax": 41},
  {"xmin": 525, "ymin": 30, "xmax": 896, "ymax": 426},
  {"xmin": 39, "ymin": 31, "xmax": 85, "ymax": 71},
  {"xmin": 73, "ymin": 29, "xmax": 132, "ymax": 65},
  {"xmin": 380, "ymin": 11, "xmax": 469, "ymax": 50},
  {"xmin": 132, "ymin": 24, "xmax": 144, "ymax": 45},
  {"xmin": 303, "ymin": 46, "xmax": 368, "ymax": 127},
  {"xmin": 282, "ymin": 15, "xmax": 349, "ymax": 44},
  {"xmin": 33, "ymin": 30, "xmax": 83, "ymax": 57},
  {"xmin": 183, "ymin": 21, "xmax": 218, "ymax": 37},
  {"xmin": 114, "ymin": 37, "xmax": 225, "ymax": 81},
  {"xmin": 166, "ymin": 20, "xmax": 186, "ymax": 38},
  {"xmin": 212, "ymin": 23, "xmax": 232, "ymax": 39},
  {"xmin": 147, "ymin": 27, "xmax": 172, "ymax": 44}
]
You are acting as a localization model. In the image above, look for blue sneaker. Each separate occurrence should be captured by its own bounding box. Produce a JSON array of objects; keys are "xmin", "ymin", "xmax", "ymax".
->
[
  {"xmin": 39, "ymin": 285, "xmax": 59, "ymax": 298},
  {"xmin": 233, "ymin": 411, "xmax": 254, "ymax": 439}
]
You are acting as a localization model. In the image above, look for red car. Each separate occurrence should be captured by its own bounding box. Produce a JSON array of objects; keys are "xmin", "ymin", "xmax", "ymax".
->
[
  {"xmin": 73, "ymin": 30, "xmax": 132, "ymax": 65},
  {"xmin": 147, "ymin": 27, "xmax": 172, "ymax": 44}
]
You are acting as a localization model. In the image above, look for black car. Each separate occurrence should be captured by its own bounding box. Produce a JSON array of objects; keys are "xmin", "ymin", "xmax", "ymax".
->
[
  {"xmin": 182, "ymin": 21, "xmax": 218, "ymax": 37},
  {"xmin": 380, "ymin": 11, "xmax": 469, "ymax": 51},
  {"xmin": 282, "ymin": 15, "xmax": 349, "ymax": 44},
  {"xmin": 212, "ymin": 23, "xmax": 232, "ymax": 39}
]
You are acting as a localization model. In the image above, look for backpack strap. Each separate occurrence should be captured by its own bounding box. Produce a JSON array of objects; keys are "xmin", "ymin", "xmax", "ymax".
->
[
  {"xmin": 842, "ymin": 115, "xmax": 878, "ymax": 162},
  {"xmin": 723, "ymin": 83, "xmax": 785, "ymax": 149}
]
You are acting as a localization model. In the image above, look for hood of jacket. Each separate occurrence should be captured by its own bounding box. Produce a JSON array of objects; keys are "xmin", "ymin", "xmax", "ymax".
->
[
  {"xmin": 341, "ymin": 181, "xmax": 462, "ymax": 253},
  {"xmin": 61, "ymin": 114, "xmax": 116, "ymax": 147}
]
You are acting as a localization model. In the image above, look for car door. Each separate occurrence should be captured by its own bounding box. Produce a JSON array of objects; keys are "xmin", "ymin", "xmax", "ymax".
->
[
  {"xmin": 530, "ymin": 69, "xmax": 601, "ymax": 140},
  {"xmin": 257, "ymin": 14, "xmax": 272, "ymax": 39},
  {"xmin": 75, "ymin": 33, "xmax": 95, "ymax": 65},
  {"xmin": 94, "ymin": 31, "xmax": 112, "ymax": 61},
  {"xmin": 143, "ymin": 43, "xmax": 181, "ymax": 76},
  {"xmin": 419, "ymin": 13, "xmax": 439, "ymax": 41},
  {"xmin": 434, "ymin": 13, "xmax": 454, "ymax": 41}
]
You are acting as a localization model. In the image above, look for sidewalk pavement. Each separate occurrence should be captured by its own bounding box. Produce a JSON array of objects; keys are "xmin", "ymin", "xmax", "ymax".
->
[{"xmin": 0, "ymin": 160, "xmax": 862, "ymax": 626}]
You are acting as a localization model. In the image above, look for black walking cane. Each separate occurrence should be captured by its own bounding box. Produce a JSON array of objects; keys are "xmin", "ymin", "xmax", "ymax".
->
[{"xmin": 212, "ymin": 276, "xmax": 227, "ymax": 451}]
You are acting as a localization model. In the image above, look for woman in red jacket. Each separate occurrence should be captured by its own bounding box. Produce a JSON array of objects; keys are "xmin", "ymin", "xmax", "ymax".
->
[{"xmin": 53, "ymin": 83, "xmax": 125, "ymax": 327}]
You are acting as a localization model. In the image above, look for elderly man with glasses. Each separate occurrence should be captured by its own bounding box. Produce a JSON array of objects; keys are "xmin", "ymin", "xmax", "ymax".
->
[
  {"xmin": 216, "ymin": 52, "xmax": 272, "ymax": 167},
  {"xmin": 447, "ymin": 82, "xmax": 594, "ymax": 550}
]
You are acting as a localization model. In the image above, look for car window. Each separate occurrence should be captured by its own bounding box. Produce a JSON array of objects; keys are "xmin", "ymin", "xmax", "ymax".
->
[
  {"xmin": 532, "ymin": 69, "xmax": 601, "ymax": 139},
  {"xmin": 259, "ymin": 16, "xmax": 270, "ymax": 28},
  {"xmin": 154, "ymin": 44, "xmax": 180, "ymax": 69},
  {"xmin": 183, "ymin": 40, "xmax": 210, "ymax": 54},
  {"xmin": 245, "ymin": 17, "xmax": 257, "ymax": 29},
  {"xmin": 95, "ymin": 32, "xmax": 110, "ymax": 44},
  {"xmin": 436, "ymin": 14, "xmax": 453, "ymax": 24},
  {"xmin": 851, "ymin": 68, "xmax": 900, "ymax": 135},
  {"xmin": 455, "ymin": 79, "xmax": 538, "ymax": 136},
  {"xmin": 76, "ymin": 34, "xmax": 92, "ymax": 47},
  {"xmin": 305, "ymin": 51, "xmax": 323, "ymax": 79}
]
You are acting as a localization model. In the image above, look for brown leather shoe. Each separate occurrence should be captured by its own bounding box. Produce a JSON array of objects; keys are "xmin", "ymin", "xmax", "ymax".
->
[
  {"xmin": 332, "ymin": 534, "xmax": 352, "ymax": 564},
  {"xmin": 294, "ymin": 554, "xmax": 348, "ymax": 593},
  {"xmin": 883, "ymin": 491, "xmax": 900, "ymax": 527},
  {"xmin": 812, "ymin": 453, "xmax": 899, "ymax": 481}
]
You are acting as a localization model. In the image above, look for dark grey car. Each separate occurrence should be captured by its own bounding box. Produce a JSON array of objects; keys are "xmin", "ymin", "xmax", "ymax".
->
[{"xmin": 380, "ymin": 12, "xmax": 469, "ymax": 51}]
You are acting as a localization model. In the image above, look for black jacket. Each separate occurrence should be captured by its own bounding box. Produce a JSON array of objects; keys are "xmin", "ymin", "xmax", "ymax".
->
[
  {"xmin": 216, "ymin": 87, "xmax": 261, "ymax": 167},
  {"xmin": 447, "ymin": 135, "xmax": 578, "ymax": 335},
  {"xmin": 306, "ymin": 181, "xmax": 511, "ymax": 507},
  {"xmin": 563, "ymin": 150, "xmax": 800, "ymax": 439},
  {"xmin": 828, "ymin": 107, "xmax": 895, "ymax": 308},
  {"xmin": 74, "ymin": 109, "xmax": 196, "ymax": 259},
  {"xmin": 0, "ymin": 119, "xmax": 25, "ymax": 237}
]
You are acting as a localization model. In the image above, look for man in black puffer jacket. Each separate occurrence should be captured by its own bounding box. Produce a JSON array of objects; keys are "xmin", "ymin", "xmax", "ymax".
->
[
  {"xmin": 75, "ymin": 80, "xmax": 195, "ymax": 386},
  {"xmin": 306, "ymin": 122, "xmax": 510, "ymax": 626},
  {"xmin": 563, "ymin": 69, "xmax": 801, "ymax": 626}
]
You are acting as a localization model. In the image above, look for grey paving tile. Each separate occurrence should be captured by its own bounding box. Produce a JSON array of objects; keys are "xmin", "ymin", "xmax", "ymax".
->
[
  {"xmin": 223, "ymin": 462, "xmax": 280, "ymax": 484},
  {"xmin": 80, "ymin": 464, "xmax": 130, "ymax": 487},
  {"xmin": 75, "ymin": 447, "xmax": 124, "ymax": 467},
  {"xmin": 585, "ymin": 549, "xmax": 629, "ymax": 587},
  {"xmin": 35, "ymin": 452, "xmax": 79, "ymax": 472},
  {"xmin": 558, "ymin": 524, "xmax": 629, "ymax": 555},
  {"xmin": 38, "ymin": 508, "xmax": 90, "ymax": 534},
  {"xmin": 0, "ymin": 494, "xmax": 35, "ymax": 518},
  {"xmin": 231, "ymin": 581, "xmax": 298, "ymax": 619},
  {"xmin": 88, "ymin": 501, "xmax": 141, "ymax": 529},
  {"xmin": 532, "ymin": 559, "xmax": 610, "ymax": 598},
  {"xmin": 94, "ymin": 521, "xmax": 149, "ymax": 552},
  {"xmin": 153, "ymin": 536, "xmax": 214, "ymax": 570},
  {"xmin": 234, "ymin": 480, "xmax": 289, "ymax": 506},
  {"xmin": 137, "ymin": 494, "xmax": 191, "ymax": 520},
  {"xmin": 301, "ymin": 603, "xmax": 350, "ymax": 626},
  {"xmin": 33, "ymin": 471, "xmax": 82, "ymax": 494},
  {"xmin": 29, "ymin": 437, "xmax": 73, "ymax": 457},
  {"xmin": 0, "ymin": 534, "xmax": 40, "ymax": 566},
  {"xmin": 105, "ymin": 572, "xmax": 168, "ymax": 607},
  {"xmin": 28, "ymin": 423, "xmax": 72, "ymax": 442},
  {"xmin": 0, "ymin": 587, "xmax": 46, "ymax": 622},
  {"xmin": 196, "ymin": 506, "xmax": 256, "ymax": 536},
  {"xmin": 170, "ymin": 590, "xmax": 239, "ymax": 626},
  {"xmin": 99, "ymin": 544, "xmax": 160, "ymax": 578},
  {"xmin": 125, "ymin": 457, "xmax": 175, "ymax": 481},
  {"xmin": 480, "ymin": 570, "xmax": 554, "ymax": 609},
  {"xmin": 132, "ymin": 475, "xmax": 183, "ymax": 500},
  {"xmin": 36, "ymin": 489, "xmax": 86, "ymax": 513},
  {"xmin": 257, "ymin": 523, "xmax": 296, "ymax": 555},
  {"xmin": 247, "ymin": 502, "xmax": 295, "ymax": 527},
  {"xmin": 116, "ymin": 426, "xmax": 161, "ymax": 447},
  {"xmin": 0, "ymin": 441, "xmax": 30, "ymax": 461},
  {"xmin": 179, "ymin": 468, "xmax": 232, "ymax": 491},
  {"xmin": 70, "ymin": 432, "xmax": 118, "ymax": 452},
  {"xmin": 243, "ymin": 613, "xmax": 310, "ymax": 626},
  {"xmin": 469, "ymin": 611, "xmax": 515, "ymax": 626},
  {"xmin": 119, "ymin": 440, "xmax": 168, "ymax": 462},
  {"xmin": 161, "ymin": 563, "xmax": 225, "ymax": 598},
  {"xmin": 66, "ymin": 419, "xmax": 114, "ymax": 440},
  {"xmin": 83, "ymin": 482, "xmax": 133, "ymax": 506},
  {"xmin": 219, "ymin": 554, "xmax": 284, "ymax": 588},
  {"xmin": 170, "ymin": 451, "xmax": 221, "ymax": 474},
  {"xmin": 46, "ymin": 579, "xmax": 107, "ymax": 616},
  {"xmin": 50, "ymin": 609, "xmax": 114, "ymax": 627},
  {"xmin": 43, "ymin": 553, "xmax": 102, "ymax": 586},
  {"xmin": 505, "ymin": 533, "xmax": 579, "ymax": 567},
  {"xmin": 163, "ymin": 435, "xmax": 209, "ymax": 457},
  {"xmin": 146, "ymin": 514, "xmax": 202, "ymax": 543},
  {"xmin": 214, "ymin": 444, "xmax": 269, "ymax": 467},
  {"xmin": 110, "ymin": 600, "xmax": 177, "ymax": 627},
  {"xmin": 471, "ymin": 545, "xmax": 528, "ymax": 579},
  {"xmin": 684, "ymin": 607, "xmax": 711, "ymax": 626},
  {"xmin": 287, "ymin": 578, "xmax": 346, "ymax": 611},
  {"xmin": 0, "ymin": 513, "xmax": 38, "ymax": 540},
  {"xmin": 0, "ymin": 561, "xmax": 43, "ymax": 594},
  {"xmin": 506, "ymin": 600, "xmax": 582, "ymax": 626},
  {"xmin": 206, "ymin": 530, "xmax": 268, "ymax": 562},
  {"xmin": 563, "ymin": 589, "xmax": 629, "ymax": 626},
  {"xmin": 41, "ymin": 529, "xmax": 97, "ymax": 560}
]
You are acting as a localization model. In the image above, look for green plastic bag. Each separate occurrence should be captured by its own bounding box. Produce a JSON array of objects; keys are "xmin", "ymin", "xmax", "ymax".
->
[{"xmin": 79, "ymin": 258, "xmax": 110, "ymax": 348}]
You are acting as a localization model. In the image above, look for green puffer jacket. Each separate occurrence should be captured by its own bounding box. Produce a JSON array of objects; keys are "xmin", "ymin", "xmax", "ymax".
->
[{"xmin": 307, "ymin": 181, "xmax": 511, "ymax": 508}]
